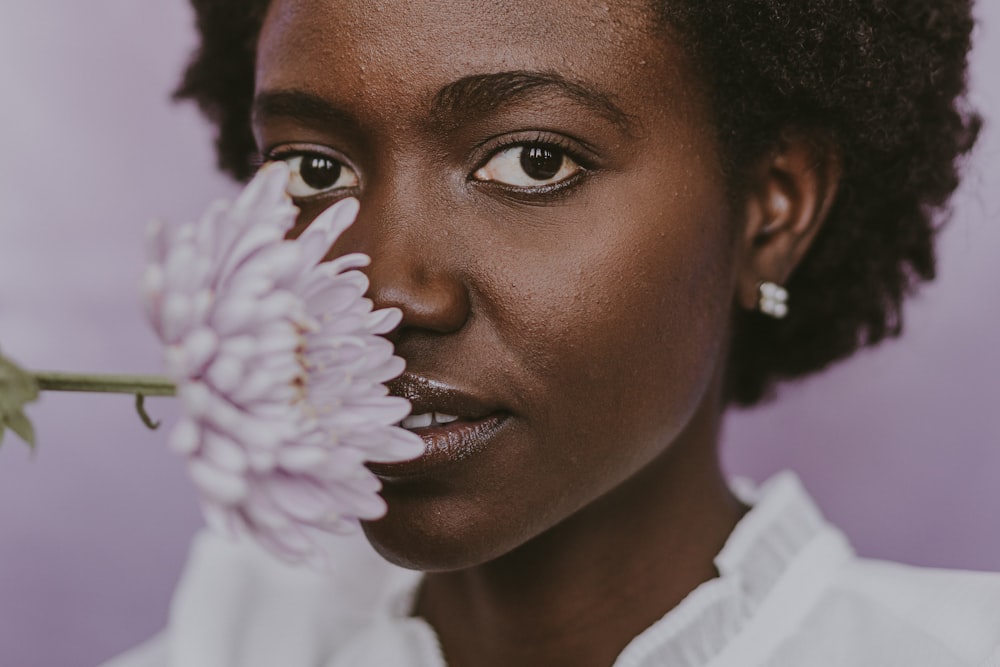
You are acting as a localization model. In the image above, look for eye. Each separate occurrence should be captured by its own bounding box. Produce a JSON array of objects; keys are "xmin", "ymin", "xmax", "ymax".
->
[
  {"xmin": 473, "ymin": 143, "xmax": 583, "ymax": 188},
  {"xmin": 271, "ymin": 153, "xmax": 359, "ymax": 198}
]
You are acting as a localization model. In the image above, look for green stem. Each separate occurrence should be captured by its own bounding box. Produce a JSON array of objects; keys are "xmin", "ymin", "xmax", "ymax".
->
[{"xmin": 33, "ymin": 372, "xmax": 176, "ymax": 397}]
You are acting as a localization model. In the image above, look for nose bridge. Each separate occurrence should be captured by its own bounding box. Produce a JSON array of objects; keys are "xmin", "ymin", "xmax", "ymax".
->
[{"xmin": 347, "ymin": 167, "xmax": 470, "ymax": 334}]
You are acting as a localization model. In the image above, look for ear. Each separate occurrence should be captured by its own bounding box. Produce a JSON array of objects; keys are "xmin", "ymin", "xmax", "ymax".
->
[{"xmin": 736, "ymin": 131, "xmax": 843, "ymax": 311}]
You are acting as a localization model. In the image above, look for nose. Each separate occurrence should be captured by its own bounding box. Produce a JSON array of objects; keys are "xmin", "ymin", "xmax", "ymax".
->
[{"xmin": 333, "ymin": 192, "xmax": 471, "ymax": 339}]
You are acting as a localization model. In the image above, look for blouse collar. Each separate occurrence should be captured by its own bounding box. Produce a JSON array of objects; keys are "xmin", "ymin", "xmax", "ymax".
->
[
  {"xmin": 611, "ymin": 471, "xmax": 854, "ymax": 666},
  {"xmin": 376, "ymin": 472, "xmax": 855, "ymax": 667}
]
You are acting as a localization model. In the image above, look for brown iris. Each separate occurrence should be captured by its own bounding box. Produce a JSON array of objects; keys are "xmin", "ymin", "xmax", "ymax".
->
[
  {"xmin": 519, "ymin": 145, "xmax": 563, "ymax": 180},
  {"xmin": 299, "ymin": 155, "xmax": 342, "ymax": 190}
]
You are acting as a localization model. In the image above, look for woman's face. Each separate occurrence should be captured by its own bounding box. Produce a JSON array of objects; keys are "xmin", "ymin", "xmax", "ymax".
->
[{"xmin": 255, "ymin": 0, "xmax": 739, "ymax": 570}]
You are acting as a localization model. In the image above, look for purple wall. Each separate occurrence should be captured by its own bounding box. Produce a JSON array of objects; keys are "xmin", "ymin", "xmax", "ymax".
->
[{"xmin": 0, "ymin": 3, "xmax": 997, "ymax": 666}]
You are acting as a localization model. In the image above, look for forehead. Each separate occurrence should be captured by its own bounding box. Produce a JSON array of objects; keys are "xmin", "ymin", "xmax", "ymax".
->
[{"xmin": 257, "ymin": 0, "xmax": 690, "ymax": 122}]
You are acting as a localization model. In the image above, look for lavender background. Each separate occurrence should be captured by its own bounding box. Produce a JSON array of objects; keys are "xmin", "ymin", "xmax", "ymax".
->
[{"xmin": 0, "ymin": 3, "xmax": 997, "ymax": 666}]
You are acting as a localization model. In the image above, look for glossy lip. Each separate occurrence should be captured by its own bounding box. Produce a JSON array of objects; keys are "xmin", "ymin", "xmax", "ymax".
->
[{"xmin": 367, "ymin": 374, "xmax": 510, "ymax": 480}]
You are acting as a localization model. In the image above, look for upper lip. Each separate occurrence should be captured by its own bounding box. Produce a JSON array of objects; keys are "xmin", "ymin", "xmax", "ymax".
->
[{"xmin": 387, "ymin": 373, "xmax": 501, "ymax": 420}]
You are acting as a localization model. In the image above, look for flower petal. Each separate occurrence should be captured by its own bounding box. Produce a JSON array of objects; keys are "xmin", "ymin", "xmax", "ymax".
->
[
  {"xmin": 142, "ymin": 165, "xmax": 419, "ymax": 568},
  {"xmin": 189, "ymin": 458, "xmax": 249, "ymax": 505}
]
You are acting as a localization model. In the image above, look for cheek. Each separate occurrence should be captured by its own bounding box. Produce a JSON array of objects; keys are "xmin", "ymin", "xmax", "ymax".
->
[{"xmin": 489, "ymin": 187, "xmax": 736, "ymax": 479}]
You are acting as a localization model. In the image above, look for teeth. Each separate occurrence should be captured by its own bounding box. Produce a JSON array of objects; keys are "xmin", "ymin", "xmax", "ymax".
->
[
  {"xmin": 402, "ymin": 413, "xmax": 433, "ymax": 429},
  {"xmin": 400, "ymin": 412, "xmax": 462, "ymax": 429}
]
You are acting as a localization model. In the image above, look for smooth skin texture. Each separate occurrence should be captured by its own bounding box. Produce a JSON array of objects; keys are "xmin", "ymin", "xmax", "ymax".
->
[{"xmin": 254, "ymin": 1, "xmax": 840, "ymax": 665}]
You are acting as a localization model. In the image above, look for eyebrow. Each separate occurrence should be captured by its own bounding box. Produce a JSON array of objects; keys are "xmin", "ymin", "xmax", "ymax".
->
[
  {"xmin": 252, "ymin": 70, "xmax": 636, "ymax": 136},
  {"xmin": 253, "ymin": 90, "xmax": 361, "ymax": 130},
  {"xmin": 430, "ymin": 71, "xmax": 636, "ymax": 134}
]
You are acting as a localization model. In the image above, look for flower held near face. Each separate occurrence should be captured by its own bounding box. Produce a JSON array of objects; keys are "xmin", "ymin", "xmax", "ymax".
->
[{"xmin": 142, "ymin": 164, "xmax": 421, "ymax": 567}]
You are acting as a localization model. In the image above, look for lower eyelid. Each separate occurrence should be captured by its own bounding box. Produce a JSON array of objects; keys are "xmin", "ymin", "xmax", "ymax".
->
[{"xmin": 475, "ymin": 169, "xmax": 590, "ymax": 202}]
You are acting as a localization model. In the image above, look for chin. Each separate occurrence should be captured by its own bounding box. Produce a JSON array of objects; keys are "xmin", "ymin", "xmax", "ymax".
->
[{"xmin": 360, "ymin": 484, "xmax": 523, "ymax": 572}]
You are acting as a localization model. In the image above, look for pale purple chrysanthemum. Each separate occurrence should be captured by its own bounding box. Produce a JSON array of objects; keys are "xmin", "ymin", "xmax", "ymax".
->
[{"xmin": 141, "ymin": 163, "xmax": 422, "ymax": 567}]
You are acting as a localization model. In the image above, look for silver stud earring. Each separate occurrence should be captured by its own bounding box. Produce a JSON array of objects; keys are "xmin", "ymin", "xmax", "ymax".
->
[{"xmin": 757, "ymin": 281, "xmax": 789, "ymax": 319}]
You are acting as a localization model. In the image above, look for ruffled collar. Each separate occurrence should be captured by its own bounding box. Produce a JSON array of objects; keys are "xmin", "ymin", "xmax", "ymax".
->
[
  {"xmin": 611, "ymin": 472, "xmax": 853, "ymax": 666},
  {"xmin": 158, "ymin": 472, "xmax": 854, "ymax": 667},
  {"xmin": 361, "ymin": 472, "xmax": 854, "ymax": 667}
]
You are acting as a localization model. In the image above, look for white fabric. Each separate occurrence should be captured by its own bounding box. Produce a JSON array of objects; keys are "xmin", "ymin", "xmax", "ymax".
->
[{"xmin": 100, "ymin": 472, "xmax": 1000, "ymax": 667}]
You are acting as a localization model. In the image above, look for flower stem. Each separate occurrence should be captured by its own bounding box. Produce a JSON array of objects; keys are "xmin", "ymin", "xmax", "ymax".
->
[{"xmin": 33, "ymin": 372, "xmax": 176, "ymax": 396}]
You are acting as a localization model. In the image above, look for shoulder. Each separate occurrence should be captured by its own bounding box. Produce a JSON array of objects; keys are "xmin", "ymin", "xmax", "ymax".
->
[
  {"xmin": 840, "ymin": 557, "xmax": 1000, "ymax": 620},
  {"xmin": 840, "ymin": 559, "xmax": 1000, "ymax": 657},
  {"xmin": 100, "ymin": 529, "xmax": 421, "ymax": 667},
  {"xmin": 727, "ymin": 472, "xmax": 1000, "ymax": 667},
  {"xmin": 778, "ymin": 555, "xmax": 1000, "ymax": 667}
]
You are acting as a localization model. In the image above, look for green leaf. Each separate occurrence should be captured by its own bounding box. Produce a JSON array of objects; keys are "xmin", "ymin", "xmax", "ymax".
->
[
  {"xmin": 0, "ymin": 348, "xmax": 40, "ymax": 452},
  {"xmin": 7, "ymin": 410, "xmax": 35, "ymax": 449},
  {"xmin": 0, "ymin": 353, "xmax": 39, "ymax": 405}
]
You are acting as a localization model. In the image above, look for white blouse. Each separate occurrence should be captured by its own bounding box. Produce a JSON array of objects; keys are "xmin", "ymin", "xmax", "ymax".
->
[{"xmin": 103, "ymin": 472, "xmax": 1000, "ymax": 667}]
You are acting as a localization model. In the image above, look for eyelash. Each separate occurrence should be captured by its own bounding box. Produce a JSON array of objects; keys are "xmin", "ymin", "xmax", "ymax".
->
[
  {"xmin": 259, "ymin": 131, "xmax": 594, "ymax": 203},
  {"xmin": 471, "ymin": 132, "xmax": 592, "ymax": 195}
]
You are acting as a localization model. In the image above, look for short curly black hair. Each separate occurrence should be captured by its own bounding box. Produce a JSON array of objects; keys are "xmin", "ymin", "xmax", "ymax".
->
[{"xmin": 176, "ymin": 0, "xmax": 981, "ymax": 405}]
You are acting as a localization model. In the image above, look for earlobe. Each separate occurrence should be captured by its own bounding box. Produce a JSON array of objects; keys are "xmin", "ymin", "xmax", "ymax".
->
[{"xmin": 736, "ymin": 131, "xmax": 843, "ymax": 313}]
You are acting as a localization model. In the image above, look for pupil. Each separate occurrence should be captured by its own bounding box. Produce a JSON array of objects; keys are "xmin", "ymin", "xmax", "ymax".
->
[
  {"xmin": 300, "ymin": 155, "xmax": 341, "ymax": 189},
  {"xmin": 520, "ymin": 145, "xmax": 563, "ymax": 181}
]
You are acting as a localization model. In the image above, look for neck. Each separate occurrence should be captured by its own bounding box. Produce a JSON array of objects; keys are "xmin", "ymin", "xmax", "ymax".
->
[{"xmin": 415, "ymin": 395, "xmax": 745, "ymax": 667}]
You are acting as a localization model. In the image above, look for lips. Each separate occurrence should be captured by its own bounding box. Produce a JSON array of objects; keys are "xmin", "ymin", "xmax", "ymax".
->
[
  {"xmin": 387, "ymin": 374, "xmax": 497, "ymax": 420},
  {"xmin": 367, "ymin": 373, "xmax": 509, "ymax": 479}
]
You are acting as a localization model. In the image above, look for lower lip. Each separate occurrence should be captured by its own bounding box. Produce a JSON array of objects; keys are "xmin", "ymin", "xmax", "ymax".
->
[{"xmin": 368, "ymin": 413, "xmax": 509, "ymax": 480}]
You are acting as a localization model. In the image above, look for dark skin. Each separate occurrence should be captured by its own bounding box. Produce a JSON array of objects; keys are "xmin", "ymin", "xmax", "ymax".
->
[{"xmin": 254, "ymin": 1, "xmax": 841, "ymax": 665}]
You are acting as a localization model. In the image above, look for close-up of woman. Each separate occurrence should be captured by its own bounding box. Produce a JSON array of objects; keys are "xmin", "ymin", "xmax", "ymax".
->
[
  {"xmin": 1, "ymin": 0, "xmax": 998, "ymax": 666},
  {"xmin": 102, "ymin": 0, "xmax": 996, "ymax": 664}
]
